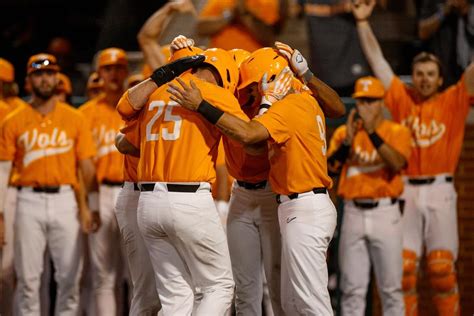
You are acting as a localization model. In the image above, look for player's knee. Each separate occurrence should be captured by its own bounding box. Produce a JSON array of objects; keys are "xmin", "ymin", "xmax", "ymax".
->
[
  {"xmin": 402, "ymin": 249, "xmax": 418, "ymax": 293},
  {"xmin": 427, "ymin": 250, "xmax": 457, "ymax": 293}
]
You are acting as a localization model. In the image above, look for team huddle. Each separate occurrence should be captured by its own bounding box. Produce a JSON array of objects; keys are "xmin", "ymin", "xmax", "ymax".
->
[{"xmin": 1, "ymin": 2, "xmax": 474, "ymax": 316}]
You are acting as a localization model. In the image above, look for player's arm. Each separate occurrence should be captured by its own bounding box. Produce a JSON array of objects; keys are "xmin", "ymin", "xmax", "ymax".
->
[
  {"xmin": 116, "ymin": 55, "xmax": 206, "ymax": 119},
  {"xmin": 418, "ymin": 1, "xmax": 455, "ymax": 40},
  {"xmin": 352, "ymin": 0, "xmax": 395, "ymax": 89},
  {"xmin": 274, "ymin": 41, "xmax": 345, "ymax": 118},
  {"xmin": 168, "ymin": 78, "xmax": 270, "ymax": 145},
  {"xmin": 115, "ymin": 132, "xmax": 140, "ymax": 157},
  {"xmin": 78, "ymin": 159, "xmax": 101, "ymax": 232},
  {"xmin": 327, "ymin": 110, "xmax": 358, "ymax": 175},
  {"xmin": 197, "ymin": 13, "xmax": 234, "ymax": 37},
  {"xmin": 138, "ymin": 0, "xmax": 197, "ymax": 70},
  {"xmin": 0, "ymin": 161, "xmax": 12, "ymax": 246}
]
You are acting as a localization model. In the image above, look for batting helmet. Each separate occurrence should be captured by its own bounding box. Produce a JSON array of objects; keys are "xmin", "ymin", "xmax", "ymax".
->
[
  {"xmin": 237, "ymin": 47, "xmax": 288, "ymax": 91},
  {"xmin": 202, "ymin": 48, "xmax": 239, "ymax": 93},
  {"xmin": 228, "ymin": 49, "xmax": 251, "ymax": 68},
  {"xmin": 170, "ymin": 46, "xmax": 204, "ymax": 62}
]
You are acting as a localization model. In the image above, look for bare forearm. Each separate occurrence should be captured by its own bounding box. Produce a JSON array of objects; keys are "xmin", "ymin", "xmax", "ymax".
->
[
  {"xmin": 418, "ymin": 18, "xmax": 442, "ymax": 40},
  {"xmin": 306, "ymin": 74, "xmax": 345, "ymax": 118},
  {"xmin": 79, "ymin": 160, "xmax": 98, "ymax": 193},
  {"xmin": 128, "ymin": 79, "xmax": 158, "ymax": 110},
  {"xmin": 0, "ymin": 161, "xmax": 12, "ymax": 212},
  {"xmin": 356, "ymin": 20, "xmax": 394, "ymax": 88},
  {"xmin": 214, "ymin": 113, "xmax": 268, "ymax": 145},
  {"xmin": 115, "ymin": 133, "xmax": 140, "ymax": 157}
]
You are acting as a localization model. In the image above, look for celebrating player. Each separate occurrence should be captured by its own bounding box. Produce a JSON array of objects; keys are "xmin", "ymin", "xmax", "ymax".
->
[
  {"xmin": 168, "ymin": 49, "xmax": 339, "ymax": 315},
  {"xmin": 328, "ymin": 76, "xmax": 412, "ymax": 316},
  {"xmin": 352, "ymin": 0, "xmax": 474, "ymax": 314}
]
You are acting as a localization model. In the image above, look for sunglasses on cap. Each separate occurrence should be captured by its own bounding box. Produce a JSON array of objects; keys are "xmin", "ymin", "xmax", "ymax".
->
[{"xmin": 30, "ymin": 59, "xmax": 57, "ymax": 69}]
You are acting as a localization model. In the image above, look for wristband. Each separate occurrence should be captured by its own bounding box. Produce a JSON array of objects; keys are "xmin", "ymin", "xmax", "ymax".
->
[
  {"xmin": 197, "ymin": 100, "xmax": 224, "ymax": 124},
  {"xmin": 328, "ymin": 143, "xmax": 351, "ymax": 165},
  {"xmin": 88, "ymin": 191, "xmax": 99, "ymax": 211},
  {"xmin": 258, "ymin": 103, "xmax": 271, "ymax": 116},
  {"xmin": 368, "ymin": 131, "xmax": 384, "ymax": 149},
  {"xmin": 302, "ymin": 70, "xmax": 313, "ymax": 84}
]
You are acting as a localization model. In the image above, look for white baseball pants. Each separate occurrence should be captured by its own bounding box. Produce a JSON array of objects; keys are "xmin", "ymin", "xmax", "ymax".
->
[
  {"xmin": 0, "ymin": 187, "xmax": 17, "ymax": 316},
  {"xmin": 226, "ymin": 181, "xmax": 283, "ymax": 315},
  {"xmin": 137, "ymin": 182, "xmax": 234, "ymax": 316},
  {"xmin": 401, "ymin": 176, "xmax": 458, "ymax": 258},
  {"xmin": 278, "ymin": 191, "xmax": 337, "ymax": 315},
  {"xmin": 114, "ymin": 182, "xmax": 161, "ymax": 315},
  {"xmin": 14, "ymin": 186, "xmax": 83, "ymax": 316},
  {"xmin": 339, "ymin": 200, "xmax": 404, "ymax": 316},
  {"xmin": 89, "ymin": 184, "xmax": 123, "ymax": 316}
]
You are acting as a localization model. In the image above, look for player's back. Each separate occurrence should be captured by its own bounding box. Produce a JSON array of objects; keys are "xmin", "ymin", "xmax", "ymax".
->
[{"xmin": 138, "ymin": 72, "xmax": 246, "ymax": 183}]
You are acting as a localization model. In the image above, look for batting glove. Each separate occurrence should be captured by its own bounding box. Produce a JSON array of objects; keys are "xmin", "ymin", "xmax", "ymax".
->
[
  {"xmin": 275, "ymin": 41, "xmax": 309, "ymax": 78},
  {"xmin": 258, "ymin": 67, "xmax": 293, "ymax": 115},
  {"xmin": 170, "ymin": 35, "xmax": 195, "ymax": 54},
  {"xmin": 150, "ymin": 55, "xmax": 205, "ymax": 87}
]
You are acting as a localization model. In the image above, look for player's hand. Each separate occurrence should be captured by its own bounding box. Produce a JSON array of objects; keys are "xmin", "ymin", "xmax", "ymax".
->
[
  {"xmin": 150, "ymin": 55, "xmax": 205, "ymax": 87},
  {"xmin": 259, "ymin": 67, "xmax": 293, "ymax": 104},
  {"xmin": 357, "ymin": 102, "xmax": 378, "ymax": 133},
  {"xmin": 351, "ymin": 0, "xmax": 376, "ymax": 21},
  {"xmin": 79, "ymin": 207, "xmax": 93, "ymax": 234},
  {"xmin": 90, "ymin": 211, "xmax": 101, "ymax": 233},
  {"xmin": 168, "ymin": 77, "xmax": 204, "ymax": 111},
  {"xmin": 170, "ymin": 35, "xmax": 195, "ymax": 54},
  {"xmin": 274, "ymin": 41, "xmax": 309, "ymax": 78},
  {"xmin": 0, "ymin": 212, "xmax": 5, "ymax": 247},
  {"xmin": 345, "ymin": 108, "xmax": 360, "ymax": 144}
]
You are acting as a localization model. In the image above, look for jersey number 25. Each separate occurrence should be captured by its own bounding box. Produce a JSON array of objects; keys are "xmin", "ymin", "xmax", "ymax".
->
[{"xmin": 146, "ymin": 101, "xmax": 182, "ymax": 142}]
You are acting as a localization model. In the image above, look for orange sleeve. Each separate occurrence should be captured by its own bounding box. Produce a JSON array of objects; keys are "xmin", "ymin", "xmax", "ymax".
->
[
  {"xmin": 75, "ymin": 112, "xmax": 97, "ymax": 160},
  {"xmin": 247, "ymin": 0, "xmax": 280, "ymax": 25},
  {"xmin": 384, "ymin": 76, "xmax": 407, "ymax": 115},
  {"xmin": 122, "ymin": 119, "xmax": 141, "ymax": 149},
  {"xmin": 254, "ymin": 100, "xmax": 291, "ymax": 144},
  {"xmin": 390, "ymin": 125, "xmax": 412, "ymax": 161},
  {"xmin": 0, "ymin": 116, "xmax": 17, "ymax": 161},
  {"xmin": 327, "ymin": 126, "xmax": 347, "ymax": 157},
  {"xmin": 200, "ymin": 0, "xmax": 232, "ymax": 18},
  {"xmin": 448, "ymin": 75, "xmax": 471, "ymax": 120},
  {"xmin": 116, "ymin": 91, "xmax": 139, "ymax": 120}
]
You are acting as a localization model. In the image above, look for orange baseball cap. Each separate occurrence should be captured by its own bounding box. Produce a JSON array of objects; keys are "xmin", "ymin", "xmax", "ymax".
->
[
  {"xmin": 0, "ymin": 58, "xmax": 14, "ymax": 82},
  {"xmin": 27, "ymin": 53, "xmax": 60, "ymax": 74},
  {"xmin": 97, "ymin": 48, "xmax": 128, "ymax": 68},
  {"xmin": 352, "ymin": 76, "xmax": 385, "ymax": 99},
  {"xmin": 57, "ymin": 73, "xmax": 72, "ymax": 95}
]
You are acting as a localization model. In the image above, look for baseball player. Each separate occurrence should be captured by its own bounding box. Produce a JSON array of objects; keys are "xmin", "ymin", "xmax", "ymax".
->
[
  {"xmin": 79, "ymin": 47, "xmax": 129, "ymax": 316},
  {"xmin": 0, "ymin": 53, "xmax": 98, "ymax": 315},
  {"xmin": 328, "ymin": 76, "xmax": 412, "ymax": 316},
  {"xmin": 116, "ymin": 49, "xmax": 244, "ymax": 315},
  {"xmin": 169, "ymin": 52, "xmax": 338, "ymax": 315},
  {"xmin": 352, "ymin": 1, "xmax": 474, "ymax": 314},
  {"xmin": 0, "ymin": 58, "xmax": 29, "ymax": 111},
  {"xmin": 113, "ymin": 56, "xmax": 203, "ymax": 315}
]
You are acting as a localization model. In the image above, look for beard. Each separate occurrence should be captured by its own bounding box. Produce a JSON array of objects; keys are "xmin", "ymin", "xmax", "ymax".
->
[{"xmin": 32, "ymin": 84, "xmax": 56, "ymax": 100}]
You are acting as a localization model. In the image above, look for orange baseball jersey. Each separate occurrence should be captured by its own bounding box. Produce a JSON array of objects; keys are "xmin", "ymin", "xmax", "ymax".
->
[
  {"xmin": 0, "ymin": 100, "xmax": 9, "ymax": 121},
  {"xmin": 0, "ymin": 102, "xmax": 96, "ymax": 187},
  {"xmin": 199, "ymin": 0, "xmax": 279, "ymax": 52},
  {"xmin": 80, "ymin": 95, "xmax": 124, "ymax": 182},
  {"xmin": 121, "ymin": 118, "xmax": 140, "ymax": 182},
  {"xmin": 328, "ymin": 121, "xmax": 412, "ymax": 199},
  {"xmin": 223, "ymin": 98, "xmax": 270, "ymax": 182},
  {"xmin": 117, "ymin": 72, "xmax": 249, "ymax": 183},
  {"xmin": 4, "ymin": 96, "xmax": 28, "ymax": 112},
  {"xmin": 385, "ymin": 76, "xmax": 471, "ymax": 176},
  {"xmin": 254, "ymin": 93, "xmax": 332, "ymax": 195}
]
